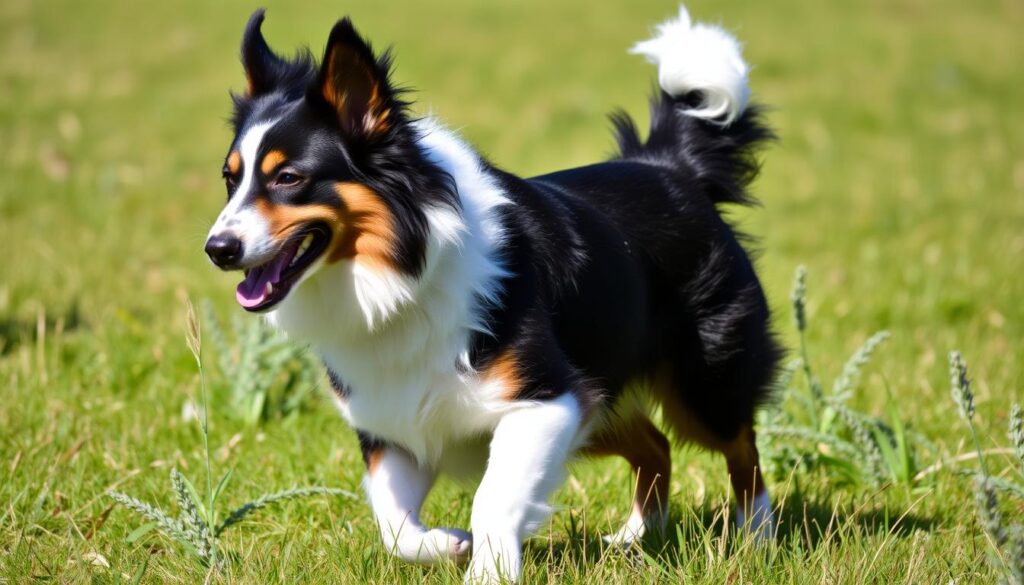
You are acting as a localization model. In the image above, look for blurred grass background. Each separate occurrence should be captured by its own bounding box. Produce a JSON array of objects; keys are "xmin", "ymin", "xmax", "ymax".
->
[{"xmin": 2, "ymin": 0, "xmax": 1022, "ymax": 581}]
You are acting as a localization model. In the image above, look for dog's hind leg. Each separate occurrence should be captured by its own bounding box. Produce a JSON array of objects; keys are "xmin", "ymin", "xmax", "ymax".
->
[
  {"xmin": 584, "ymin": 415, "xmax": 671, "ymax": 546},
  {"xmin": 723, "ymin": 426, "xmax": 774, "ymax": 541},
  {"xmin": 655, "ymin": 379, "xmax": 775, "ymax": 543}
]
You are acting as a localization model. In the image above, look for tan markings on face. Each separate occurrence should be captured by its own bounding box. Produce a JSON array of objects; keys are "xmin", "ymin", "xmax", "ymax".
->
[
  {"xmin": 227, "ymin": 151, "xmax": 241, "ymax": 175},
  {"xmin": 254, "ymin": 198, "xmax": 336, "ymax": 240},
  {"xmin": 329, "ymin": 182, "xmax": 397, "ymax": 266},
  {"xmin": 484, "ymin": 349, "xmax": 524, "ymax": 400},
  {"xmin": 260, "ymin": 150, "xmax": 287, "ymax": 176},
  {"xmin": 251, "ymin": 182, "xmax": 398, "ymax": 269}
]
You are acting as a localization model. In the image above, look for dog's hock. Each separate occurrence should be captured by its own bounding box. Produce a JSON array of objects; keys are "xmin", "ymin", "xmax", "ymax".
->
[
  {"xmin": 735, "ymin": 490, "xmax": 776, "ymax": 544},
  {"xmin": 630, "ymin": 4, "xmax": 750, "ymax": 125}
]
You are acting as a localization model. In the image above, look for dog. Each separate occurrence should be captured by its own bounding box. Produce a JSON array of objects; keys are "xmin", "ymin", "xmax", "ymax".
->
[{"xmin": 205, "ymin": 4, "xmax": 780, "ymax": 582}]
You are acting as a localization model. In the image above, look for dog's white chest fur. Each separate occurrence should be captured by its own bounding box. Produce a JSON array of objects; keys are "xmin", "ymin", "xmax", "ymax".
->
[
  {"xmin": 265, "ymin": 119, "xmax": 513, "ymax": 465},
  {"xmin": 317, "ymin": 306, "xmax": 516, "ymax": 465}
]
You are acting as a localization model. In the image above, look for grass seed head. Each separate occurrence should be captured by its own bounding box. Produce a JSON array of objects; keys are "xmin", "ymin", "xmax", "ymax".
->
[
  {"xmin": 832, "ymin": 331, "xmax": 890, "ymax": 401},
  {"xmin": 949, "ymin": 351, "xmax": 975, "ymax": 423},
  {"xmin": 185, "ymin": 297, "xmax": 202, "ymax": 365},
  {"xmin": 1010, "ymin": 403, "xmax": 1024, "ymax": 473},
  {"xmin": 791, "ymin": 265, "xmax": 808, "ymax": 333},
  {"xmin": 975, "ymin": 475, "xmax": 1008, "ymax": 548}
]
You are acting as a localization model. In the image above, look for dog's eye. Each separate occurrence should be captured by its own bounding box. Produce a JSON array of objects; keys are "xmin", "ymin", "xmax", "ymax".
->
[
  {"xmin": 274, "ymin": 171, "xmax": 304, "ymax": 188},
  {"xmin": 222, "ymin": 170, "xmax": 238, "ymax": 192}
]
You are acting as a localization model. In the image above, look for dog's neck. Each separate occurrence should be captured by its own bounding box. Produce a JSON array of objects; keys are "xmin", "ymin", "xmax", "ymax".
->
[{"xmin": 266, "ymin": 118, "xmax": 510, "ymax": 389}]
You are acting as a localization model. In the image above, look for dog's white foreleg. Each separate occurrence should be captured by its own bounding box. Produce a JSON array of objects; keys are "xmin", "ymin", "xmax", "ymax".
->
[
  {"xmin": 466, "ymin": 393, "xmax": 583, "ymax": 583},
  {"xmin": 366, "ymin": 448, "xmax": 472, "ymax": 564}
]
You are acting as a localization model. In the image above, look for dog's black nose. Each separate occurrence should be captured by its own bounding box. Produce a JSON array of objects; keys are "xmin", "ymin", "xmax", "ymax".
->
[{"xmin": 205, "ymin": 234, "xmax": 244, "ymax": 268}]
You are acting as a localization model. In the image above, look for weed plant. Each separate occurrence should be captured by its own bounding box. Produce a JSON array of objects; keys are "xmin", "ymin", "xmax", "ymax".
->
[
  {"xmin": 758, "ymin": 266, "xmax": 933, "ymax": 489},
  {"xmin": 201, "ymin": 300, "xmax": 320, "ymax": 425},
  {"xmin": 108, "ymin": 301, "xmax": 353, "ymax": 569},
  {"xmin": 949, "ymin": 352, "xmax": 1024, "ymax": 585}
]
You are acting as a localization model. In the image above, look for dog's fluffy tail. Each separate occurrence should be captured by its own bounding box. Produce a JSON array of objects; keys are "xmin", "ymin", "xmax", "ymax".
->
[
  {"xmin": 631, "ymin": 4, "xmax": 749, "ymax": 125},
  {"xmin": 613, "ymin": 4, "xmax": 772, "ymax": 207}
]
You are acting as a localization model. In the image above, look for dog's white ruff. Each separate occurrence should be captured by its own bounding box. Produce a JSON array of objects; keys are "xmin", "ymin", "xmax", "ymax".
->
[{"xmin": 267, "ymin": 118, "xmax": 515, "ymax": 466}]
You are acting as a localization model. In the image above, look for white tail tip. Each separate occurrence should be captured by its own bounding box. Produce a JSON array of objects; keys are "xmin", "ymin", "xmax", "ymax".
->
[{"xmin": 631, "ymin": 5, "xmax": 750, "ymax": 125}]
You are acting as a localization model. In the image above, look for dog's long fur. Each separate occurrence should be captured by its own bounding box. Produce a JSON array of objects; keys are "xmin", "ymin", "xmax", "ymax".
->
[{"xmin": 206, "ymin": 5, "xmax": 780, "ymax": 581}]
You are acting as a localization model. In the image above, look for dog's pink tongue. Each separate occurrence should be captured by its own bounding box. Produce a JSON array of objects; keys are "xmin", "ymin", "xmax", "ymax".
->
[
  {"xmin": 235, "ymin": 266, "xmax": 272, "ymax": 308},
  {"xmin": 235, "ymin": 244, "xmax": 299, "ymax": 308}
]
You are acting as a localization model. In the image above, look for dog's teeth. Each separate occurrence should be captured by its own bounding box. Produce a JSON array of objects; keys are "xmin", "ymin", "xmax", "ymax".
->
[
  {"xmin": 292, "ymin": 235, "xmax": 314, "ymax": 267},
  {"xmin": 266, "ymin": 282, "xmax": 273, "ymax": 295}
]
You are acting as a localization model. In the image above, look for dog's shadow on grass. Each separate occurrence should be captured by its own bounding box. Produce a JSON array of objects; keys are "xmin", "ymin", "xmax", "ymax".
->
[{"xmin": 527, "ymin": 493, "xmax": 936, "ymax": 571}]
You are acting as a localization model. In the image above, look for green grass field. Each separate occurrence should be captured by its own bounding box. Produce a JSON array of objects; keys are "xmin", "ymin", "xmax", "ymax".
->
[{"xmin": 3, "ymin": 0, "xmax": 1023, "ymax": 582}]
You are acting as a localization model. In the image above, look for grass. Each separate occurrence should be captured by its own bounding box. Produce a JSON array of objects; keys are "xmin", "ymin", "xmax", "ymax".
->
[{"xmin": 2, "ymin": 0, "xmax": 1022, "ymax": 582}]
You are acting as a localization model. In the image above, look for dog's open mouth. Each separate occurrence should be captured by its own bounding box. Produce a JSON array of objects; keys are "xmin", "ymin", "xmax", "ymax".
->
[{"xmin": 235, "ymin": 225, "xmax": 331, "ymax": 312}]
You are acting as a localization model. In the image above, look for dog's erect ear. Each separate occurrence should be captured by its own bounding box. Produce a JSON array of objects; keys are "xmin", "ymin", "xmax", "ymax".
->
[
  {"xmin": 241, "ymin": 9, "xmax": 287, "ymax": 96},
  {"xmin": 315, "ymin": 18, "xmax": 394, "ymax": 139}
]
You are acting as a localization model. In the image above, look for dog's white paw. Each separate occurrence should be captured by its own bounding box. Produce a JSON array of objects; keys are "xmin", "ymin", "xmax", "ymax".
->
[
  {"xmin": 465, "ymin": 533, "xmax": 521, "ymax": 584},
  {"xmin": 464, "ymin": 559, "xmax": 508, "ymax": 585},
  {"xmin": 602, "ymin": 525, "xmax": 645, "ymax": 548},
  {"xmin": 423, "ymin": 527, "xmax": 473, "ymax": 563},
  {"xmin": 390, "ymin": 527, "xmax": 472, "ymax": 564},
  {"xmin": 603, "ymin": 508, "xmax": 665, "ymax": 548}
]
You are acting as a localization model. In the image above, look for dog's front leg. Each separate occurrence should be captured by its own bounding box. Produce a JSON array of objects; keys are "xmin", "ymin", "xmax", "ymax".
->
[
  {"xmin": 363, "ymin": 442, "xmax": 472, "ymax": 564},
  {"xmin": 466, "ymin": 393, "xmax": 583, "ymax": 583}
]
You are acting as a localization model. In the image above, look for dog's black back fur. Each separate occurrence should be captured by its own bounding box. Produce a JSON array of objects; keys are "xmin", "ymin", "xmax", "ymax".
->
[{"xmin": 468, "ymin": 90, "xmax": 780, "ymax": 442}]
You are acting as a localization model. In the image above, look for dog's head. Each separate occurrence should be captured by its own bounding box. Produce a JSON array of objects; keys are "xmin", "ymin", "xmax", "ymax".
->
[{"xmin": 205, "ymin": 11, "xmax": 456, "ymax": 313}]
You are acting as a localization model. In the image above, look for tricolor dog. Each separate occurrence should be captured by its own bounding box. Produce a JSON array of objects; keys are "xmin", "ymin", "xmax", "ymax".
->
[{"xmin": 205, "ymin": 5, "xmax": 780, "ymax": 581}]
